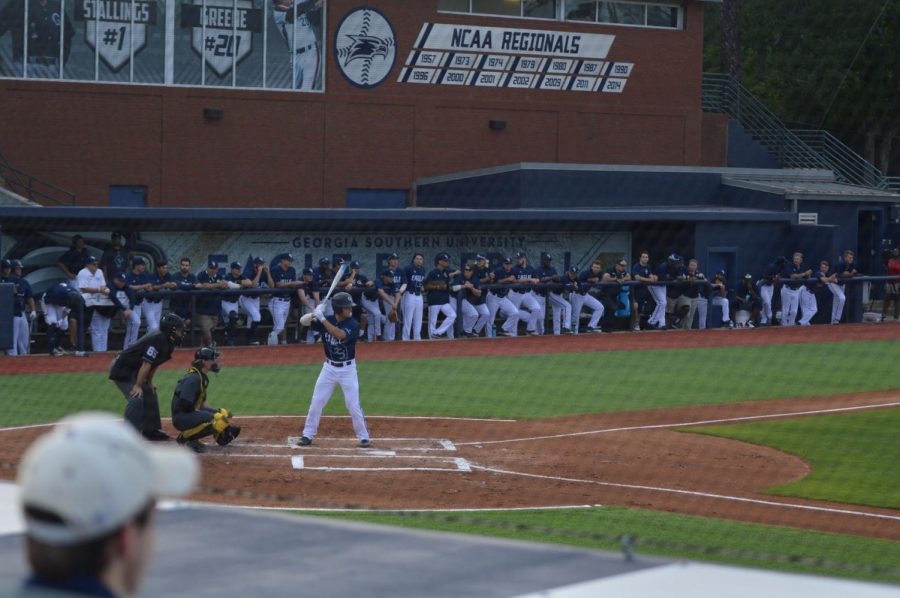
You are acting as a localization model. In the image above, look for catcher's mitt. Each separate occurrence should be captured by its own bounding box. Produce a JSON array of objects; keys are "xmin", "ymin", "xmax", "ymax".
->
[{"xmin": 388, "ymin": 309, "xmax": 399, "ymax": 323}]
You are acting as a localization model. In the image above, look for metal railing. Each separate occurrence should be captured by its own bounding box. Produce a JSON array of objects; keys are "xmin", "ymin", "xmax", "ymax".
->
[
  {"xmin": 702, "ymin": 73, "xmax": 893, "ymax": 190},
  {"xmin": 0, "ymin": 150, "xmax": 75, "ymax": 205}
]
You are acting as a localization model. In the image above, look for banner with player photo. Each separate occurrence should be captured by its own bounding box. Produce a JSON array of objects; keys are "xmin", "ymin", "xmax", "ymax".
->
[{"xmin": 0, "ymin": 0, "xmax": 324, "ymax": 90}]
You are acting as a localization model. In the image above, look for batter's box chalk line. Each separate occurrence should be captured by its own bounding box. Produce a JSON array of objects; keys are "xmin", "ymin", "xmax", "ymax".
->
[
  {"xmin": 285, "ymin": 437, "xmax": 457, "ymax": 452},
  {"xmin": 290, "ymin": 455, "xmax": 472, "ymax": 473}
]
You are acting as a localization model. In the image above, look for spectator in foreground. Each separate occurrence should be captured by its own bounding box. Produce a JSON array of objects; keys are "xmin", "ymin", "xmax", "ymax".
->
[{"xmin": 16, "ymin": 412, "xmax": 198, "ymax": 597}]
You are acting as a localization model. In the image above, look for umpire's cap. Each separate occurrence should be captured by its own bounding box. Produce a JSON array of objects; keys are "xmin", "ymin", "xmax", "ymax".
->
[
  {"xmin": 0, "ymin": 259, "xmax": 11, "ymax": 269},
  {"xmin": 331, "ymin": 292, "xmax": 356, "ymax": 309},
  {"xmin": 160, "ymin": 312, "xmax": 186, "ymax": 335}
]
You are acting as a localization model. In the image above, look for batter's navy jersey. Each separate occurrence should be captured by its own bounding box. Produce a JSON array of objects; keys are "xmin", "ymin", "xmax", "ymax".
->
[
  {"xmin": 404, "ymin": 265, "xmax": 426, "ymax": 295},
  {"xmin": 425, "ymin": 268, "xmax": 451, "ymax": 305},
  {"xmin": 312, "ymin": 316, "xmax": 359, "ymax": 362},
  {"xmin": 532, "ymin": 265, "xmax": 558, "ymax": 296}
]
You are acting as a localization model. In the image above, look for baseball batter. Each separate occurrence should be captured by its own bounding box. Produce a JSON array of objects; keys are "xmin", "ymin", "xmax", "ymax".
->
[
  {"xmin": 272, "ymin": 0, "xmax": 322, "ymax": 90},
  {"xmin": 171, "ymin": 347, "xmax": 241, "ymax": 453},
  {"xmin": 297, "ymin": 292, "xmax": 370, "ymax": 447}
]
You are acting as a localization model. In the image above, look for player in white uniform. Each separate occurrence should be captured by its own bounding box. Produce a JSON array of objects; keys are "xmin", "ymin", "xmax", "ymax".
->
[
  {"xmin": 297, "ymin": 292, "xmax": 370, "ymax": 447},
  {"xmin": 76, "ymin": 256, "xmax": 116, "ymax": 352},
  {"xmin": 272, "ymin": 0, "xmax": 322, "ymax": 90}
]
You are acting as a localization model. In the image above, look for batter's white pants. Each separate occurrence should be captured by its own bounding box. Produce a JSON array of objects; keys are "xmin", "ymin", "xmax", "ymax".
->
[
  {"xmin": 548, "ymin": 292, "xmax": 572, "ymax": 335},
  {"xmin": 759, "ymin": 284, "xmax": 774, "ymax": 324},
  {"xmin": 302, "ymin": 361, "xmax": 369, "ymax": 441},
  {"xmin": 142, "ymin": 301, "xmax": 163, "ymax": 332},
  {"xmin": 508, "ymin": 290, "xmax": 542, "ymax": 333},
  {"xmin": 124, "ymin": 303, "xmax": 142, "ymax": 348},
  {"xmin": 711, "ymin": 296, "xmax": 731, "ymax": 324},
  {"xmin": 270, "ymin": 297, "xmax": 292, "ymax": 342},
  {"xmin": 402, "ymin": 293, "xmax": 424, "ymax": 340},
  {"xmin": 798, "ymin": 287, "xmax": 817, "ymax": 326},
  {"xmin": 486, "ymin": 293, "xmax": 520, "ymax": 336},
  {"xmin": 89, "ymin": 310, "xmax": 111, "ymax": 352},
  {"xmin": 826, "ymin": 283, "xmax": 846, "ymax": 324},
  {"xmin": 571, "ymin": 293, "xmax": 603, "ymax": 333},
  {"xmin": 429, "ymin": 303, "xmax": 456, "ymax": 338},
  {"xmin": 239, "ymin": 296, "xmax": 262, "ymax": 325},
  {"xmin": 647, "ymin": 285, "xmax": 667, "ymax": 327},
  {"xmin": 381, "ymin": 299, "xmax": 398, "ymax": 341},
  {"xmin": 359, "ymin": 296, "xmax": 383, "ymax": 341},
  {"xmin": 696, "ymin": 297, "xmax": 708, "ymax": 329},
  {"xmin": 5, "ymin": 314, "xmax": 30, "ymax": 355},
  {"xmin": 780, "ymin": 287, "xmax": 801, "ymax": 326},
  {"xmin": 461, "ymin": 299, "xmax": 490, "ymax": 334}
]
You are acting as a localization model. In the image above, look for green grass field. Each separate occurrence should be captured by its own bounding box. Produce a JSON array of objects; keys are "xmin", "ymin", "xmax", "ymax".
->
[{"xmin": 2, "ymin": 339, "xmax": 899, "ymax": 583}]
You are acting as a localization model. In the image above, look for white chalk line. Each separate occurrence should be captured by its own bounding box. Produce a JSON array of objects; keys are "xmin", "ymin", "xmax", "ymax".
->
[
  {"xmin": 188, "ymin": 502, "xmax": 601, "ymax": 513},
  {"xmin": 455, "ymin": 401, "xmax": 900, "ymax": 446},
  {"xmin": 471, "ymin": 464, "xmax": 900, "ymax": 522}
]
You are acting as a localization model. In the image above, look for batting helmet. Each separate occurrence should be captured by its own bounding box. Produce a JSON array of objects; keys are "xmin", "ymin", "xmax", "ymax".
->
[
  {"xmin": 331, "ymin": 292, "xmax": 356, "ymax": 310},
  {"xmin": 160, "ymin": 313, "xmax": 186, "ymax": 340}
]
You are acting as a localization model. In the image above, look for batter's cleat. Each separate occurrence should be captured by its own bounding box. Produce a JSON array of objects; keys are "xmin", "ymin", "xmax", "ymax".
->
[
  {"xmin": 298, "ymin": 436, "xmax": 312, "ymax": 446},
  {"xmin": 143, "ymin": 429, "xmax": 171, "ymax": 442},
  {"xmin": 359, "ymin": 439, "xmax": 371, "ymax": 448}
]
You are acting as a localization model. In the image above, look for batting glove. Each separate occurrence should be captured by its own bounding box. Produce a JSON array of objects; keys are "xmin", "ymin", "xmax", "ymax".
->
[{"xmin": 314, "ymin": 305, "xmax": 326, "ymax": 322}]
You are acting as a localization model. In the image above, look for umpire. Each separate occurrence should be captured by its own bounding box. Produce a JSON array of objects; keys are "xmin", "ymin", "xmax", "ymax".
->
[
  {"xmin": 108, "ymin": 312, "xmax": 185, "ymax": 440},
  {"xmin": 171, "ymin": 346, "xmax": 240, "ymax": 453}
]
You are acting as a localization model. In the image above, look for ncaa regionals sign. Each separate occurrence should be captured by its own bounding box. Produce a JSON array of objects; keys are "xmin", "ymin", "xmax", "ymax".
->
[{"xmin": 334, "ymin": 6, "xmax": 396, "ymax": 88}]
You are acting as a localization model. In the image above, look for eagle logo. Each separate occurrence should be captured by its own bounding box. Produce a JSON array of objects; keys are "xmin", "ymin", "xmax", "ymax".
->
[{"xmin": 334, "ymin": 7, "xmax": 396, "ymax": 89}]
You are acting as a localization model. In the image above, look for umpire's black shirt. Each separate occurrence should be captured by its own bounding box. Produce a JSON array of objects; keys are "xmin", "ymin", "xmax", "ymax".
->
[{"xmin": 109, "ymin": 331, "xmax": 176, "ymax": 381}]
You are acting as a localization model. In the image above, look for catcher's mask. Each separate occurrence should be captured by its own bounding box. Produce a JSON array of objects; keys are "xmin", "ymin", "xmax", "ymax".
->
[{"xmin": 193, "ymin": 346, "xmax": 221, "ymax": 373}]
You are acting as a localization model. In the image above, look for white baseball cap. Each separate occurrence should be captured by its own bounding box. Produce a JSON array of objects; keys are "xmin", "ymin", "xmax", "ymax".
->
[{"xmin": 17, "ymin": 412, "xmax": 199, "ymax": 545}]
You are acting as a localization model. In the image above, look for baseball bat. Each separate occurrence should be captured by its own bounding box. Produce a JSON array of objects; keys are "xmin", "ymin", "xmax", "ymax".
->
[{"xmin": 322, "ymin": 263, "xmax": 348, "ymax": 302}]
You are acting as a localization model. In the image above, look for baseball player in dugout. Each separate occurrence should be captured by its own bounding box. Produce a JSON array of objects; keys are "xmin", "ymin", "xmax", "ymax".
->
[
  {"xmin": 108, "ymin": 312, "xmax": 185, "ymax": 441},
  {"xmin": 171, "ymin": 346, "xmax": 240, "ymax": 453},
  {"xmin": 297, "ymin": 292, "xmax": 370, "ymax": 448}
]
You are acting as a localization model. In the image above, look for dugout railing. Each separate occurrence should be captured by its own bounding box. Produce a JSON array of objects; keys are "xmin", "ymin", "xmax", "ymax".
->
[{"xmin": 39, "ymin": 275, "xmax": 900, "ymax": 354}]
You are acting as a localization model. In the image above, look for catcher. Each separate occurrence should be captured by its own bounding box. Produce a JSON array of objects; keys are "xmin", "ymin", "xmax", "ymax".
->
[{"xmin": 170, "ymin": 346, "xmax": 241, "ymax": 453}]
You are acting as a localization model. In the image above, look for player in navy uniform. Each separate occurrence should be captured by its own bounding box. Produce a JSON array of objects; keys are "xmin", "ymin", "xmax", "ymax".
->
[
  {"xmin": 601, "ymin": 258, "xmax": 638, "ymax": 331},
  {"xmin": 221, "ymin": 261, "xmax": 251, "ymax": 345},
  {"xmin": 109, "ymin": 273, "xmax": 137, "ymax": 344},
  {"xmin": 57, "ymin": 235, "xmax": 89, "ymax": 287},
  {"xmin": 195, "ymin": 260, "xmax": 228, "ymax": 346},
  {"xmin": 453, "ymin": 261, "xmax": 488, "ymax": 337},
  {"xmin": 508, "ymin": 252, "xmax": 542, "ymax": 336},
  {"xmin": 40, "ymin": 282, "xmax": 84, "ymax": 355},
  {"xmin": 685, "ymin": 259, "xmax": 708, "ymax": 329},
  {"xmin": 380, "ymin": 253, "xmax": 405, "ymax": 340},
  {"xmin": 144, "ymin": 259, "xmax": 176, "ymax": 333},
  {"xmin": 709, "ymin": 270, "xmax": 735, "ymax": 328},
  {"xmin": 781, "ymin": 251, "xmax": 812, "ymax": 326},
  {"xmin": 269, "ymin": 253, "xmax": 302, "ymax": 345},
  {"xmin": 241, "ymin": 257, "xmax": 274, "ymax": 345},
  {"xmin": 533, "ymin": 252, "xmax": 561, "ymax": 335},
  {"xmin": 486, "ymin": 257, "xmax": 520, "ymax": 336},
  {"xmin": 425, "ymin": 253, "xmax": 458, "ymax": 339},
  {"xmin": 632, "ymin": 251, "xmax": 662, "ymax": 330},
  {"xmin": 5, "ymin": 260, "xmax": 36, "ymax": 355},
  {"xmin": 298, "ymin": 266, "xmax": 320, "ymax": 344},
  {"xmin": 402, "ymin": 253, "xmax": 426, "ymax": 340},
  {"xmin": 351, "ymin": 262, "xmax": 381, "ymax": 341},
  {"xmin": 573, "ymin": 259, "xmax": 605, "ymax": 333},
  {"xmin": 100, "ymin": 231, "xmax": 129, "ymax": 281},
  {"xmin": 109, "ymin": 312, "xmax": 185, "ymax": 440},
  {"xmin": 171, "ymin": 346, "xmax": 241, "ymax": 453},
  {"xmin": 297, "ymin": 292, "xmax": 370, "ymax": 447},
  {"xmin": 123, "ymin": 257, "xmax": 152, "ymax": 348},
  {"xmin": 658, "ymin": 254, "xmax": 688, "ymax": 329},
  {"xmin": 169, "ymin": 257, "xmax": 198, "ymax": 327}
]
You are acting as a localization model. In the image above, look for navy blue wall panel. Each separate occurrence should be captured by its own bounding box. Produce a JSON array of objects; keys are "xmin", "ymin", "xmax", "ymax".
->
[
  {"xmin": 416, "ymin": 171, "xmax": 523, "ymax": 209},
  {"xmin": 727, "ymin": 120, "xmax": 783, "ymax": 169}
]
